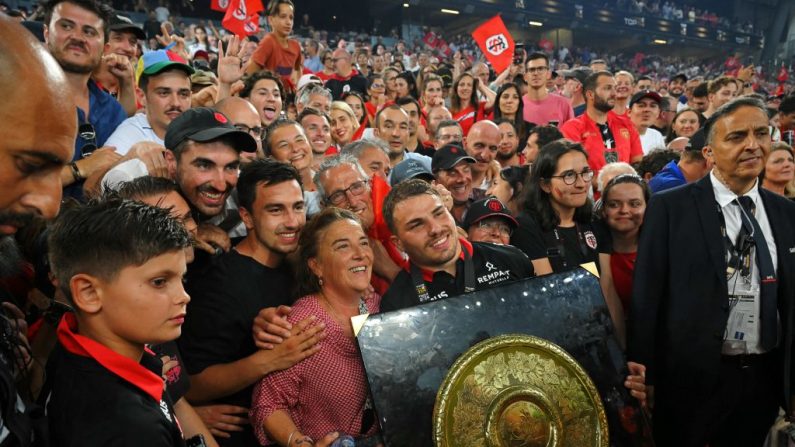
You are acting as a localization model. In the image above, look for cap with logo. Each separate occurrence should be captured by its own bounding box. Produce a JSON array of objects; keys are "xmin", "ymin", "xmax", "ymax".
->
[
  {"xmin": 629, "ymin": 90, "xmax": 662, "ymax": 108},
  {"xmin": 432, "ymin": 143, "xmax": 476, "ymax": 172},
  {"xmin": 109, "ymin": 13, "xmax": 146, "ymax": 41},
  {"xmin": 135, "ymin": 49, "xmax": 195, "ymax": 84},
  {"xmin": 462, "ymin": 197, "xmax": 518, "ymax": 231},
  {"xmin": 164, "ymin": 108, "xmax": 257, "ymax": 153},
  {"xmin": 390, "ymin": 158, "xmax": 435, "ymax": 187},
  {"xmin": 685, "ymin": 128, "xmax": 706, "ymax": 153}
]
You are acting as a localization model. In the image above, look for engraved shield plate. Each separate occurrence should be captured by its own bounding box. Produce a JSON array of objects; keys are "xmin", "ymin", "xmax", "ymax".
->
[{"xmin": 433, "ymin": 334, "xmax": 609, "ymax": 447}]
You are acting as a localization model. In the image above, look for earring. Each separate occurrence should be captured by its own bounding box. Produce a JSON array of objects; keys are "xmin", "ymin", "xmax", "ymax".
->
[{"xmin": 318, "ymin": 277, "xmax": 324, "ymax": 287}]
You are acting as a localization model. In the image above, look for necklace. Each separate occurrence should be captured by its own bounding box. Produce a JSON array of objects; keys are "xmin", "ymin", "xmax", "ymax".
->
[{"xmin": 319, "ymin": 292, "xmax": 366, "ymax": 336}]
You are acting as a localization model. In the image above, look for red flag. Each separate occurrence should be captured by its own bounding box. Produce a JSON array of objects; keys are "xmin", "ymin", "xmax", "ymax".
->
[
  {"xmin": 222, "ymin": 0, "xmax": 262, "ymax": 37},
  {"xmin": 471, "ymin": 15, "xmax": 514, "ymax": 73},
  {"xmin": 210, "ymin": 0, "xmax": 229, "ymax": 12}
]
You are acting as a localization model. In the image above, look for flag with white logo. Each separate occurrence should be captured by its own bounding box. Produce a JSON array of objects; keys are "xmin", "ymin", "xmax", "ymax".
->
[
  {"xmin": 222, "ymin": 0, "xmax": 262, "ymax": 37},
  {"xmin": 471, "ymin": 15, "xmax": 514, "ymax": 73}
]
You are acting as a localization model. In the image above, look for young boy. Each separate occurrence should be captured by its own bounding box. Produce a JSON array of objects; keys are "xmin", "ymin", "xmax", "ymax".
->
[
  {"xmin": 246, "ymin": 0, "xmax": 302, "ymax": 92},
  {"xmin": 45, "ymin": 198, "xmax": 192, "ymax": 445}
]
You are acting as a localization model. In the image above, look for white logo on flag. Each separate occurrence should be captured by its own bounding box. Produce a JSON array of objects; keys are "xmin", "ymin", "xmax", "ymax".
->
[
  {"xmin": 233, "ymin": 1, "xmax": 247, "ymax": 20},
  {"xmin": 485, "ymin": 34, "xmax": 509, "ymax": 56}
]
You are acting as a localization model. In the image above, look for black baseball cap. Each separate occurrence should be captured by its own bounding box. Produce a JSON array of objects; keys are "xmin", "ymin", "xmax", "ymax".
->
[
  {"xmin": 562, "ymin": 67, "xmax": 592, "ymax": 85},
  {"xmin": 164, "ymin": 108, "xmax": 257, "ymax": 153},
  {"xmin": 390, "ymin": 158, "xmax": 434, "ymax": 186},
  {"xmin": 109, "ymin": 13, "xmax": 146, "ymax": 41},
  {"xmin": 629, "ymin": 90, "xmax": 662, "ymax": 108},
  {"xmin": 462, "ymin": 197, "xmax": 518, "ymax": 231},
  {"xmin": 432, "ymin": 143, "xmax": 475, "ymax": 172},
  {"xmin": 685, "ymin": 128, "xmax": 706, "ymax": 153}
]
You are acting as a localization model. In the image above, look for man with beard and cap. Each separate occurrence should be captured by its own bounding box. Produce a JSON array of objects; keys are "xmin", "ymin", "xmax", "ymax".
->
[
  {"xmin": 105, "ymin": 49, "xmax": 194, "ymax": 155},
  {"xmin": 561, "ymin": 71, "xmax": 643, "ymax": 183},
  {"xmin": 0, "ymin": 14, "xmax": 76, "ymax": 443},
  {"xmin": 43, "ymin": 0, "xmax": 129, "ymax": 197},
  {"xmin": 91, "ymin": 12, "xmax": 145, "ymax": 116}
]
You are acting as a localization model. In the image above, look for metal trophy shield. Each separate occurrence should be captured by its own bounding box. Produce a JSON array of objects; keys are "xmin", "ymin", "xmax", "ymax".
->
[{"xmin": 355, "ymin": 266, "xmax": 653, "ymax": 446}]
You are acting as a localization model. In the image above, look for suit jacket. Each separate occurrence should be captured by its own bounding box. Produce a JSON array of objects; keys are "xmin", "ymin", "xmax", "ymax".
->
[{"xmin": 628, "ymin": 175, "xmax": 795, "ymax": 409}]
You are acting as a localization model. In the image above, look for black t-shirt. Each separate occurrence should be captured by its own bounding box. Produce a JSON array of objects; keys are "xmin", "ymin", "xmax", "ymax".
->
[
  {"xmin": 324, "ymin": 73, "xmax": 368, "ymax": 100},
  {"xmin": 411, "ymin": 141, "xmax": 436, "ymax": 158},
  {"xmin": 179, "ymin": 249, "xmax": 293, "ymax": 447},
  {"xmin": 380, "ymin": 240, "xmax": 535, "ymax": 312},
  {"xmin": 46, "ymin": 344, "xmax": 184, "ymax": 446},
  {"xmin": 511, "ymin": 211, "xmax": 608, "ymax": 273},
  {"xmin": 150, "ymin": 341, "xmax": 190, "ymax": 402}
]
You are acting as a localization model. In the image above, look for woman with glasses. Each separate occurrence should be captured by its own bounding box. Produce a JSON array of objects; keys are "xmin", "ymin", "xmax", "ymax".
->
[
  {"xmin": 596, "ymin": 174, "xmax": 649, "ymax": 315},
  {"xmin": 383, "ymin": 67, "xmax": 401, "ymax": 101},
  {"xmin": 315, "ymin": 49, "xmax": 336, "ymax": 82},
  {"xmin": 365, "ymin": 74, "xmax": 386, "ymax": 124},
  {"xmin": 449, "ymin": 72, "xmax": 496, "ymax": 136},
  {"xmin": 512, "ymin": 139, "xmax": 626, "ymax": 343},
  {"xmin": 250, "ymin": 208, "xmax": 380, "ymax": 447}
]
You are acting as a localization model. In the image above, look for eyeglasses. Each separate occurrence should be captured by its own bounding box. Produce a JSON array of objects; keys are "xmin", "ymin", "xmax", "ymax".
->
[
  {"xmin": 234, "ymin": 123, "xmax": 264, "ymax": 140},
  {"xmin": 526, "ymin": 66, "xmax": 549, "ymax": 74},
  {"xmin": 477, "ymin": 220, "xmax": 513, "ymax": 236},
  {"xmin": 548, "ymin": 169, "xmax": 594, "ymax": 185},
  {"xmin": 78, "ymin": 122, "xmax": 97, "ymax": 157},
  {"xmin": 326, "ymin": 179, "xmax": 369, "ymax": 205}
]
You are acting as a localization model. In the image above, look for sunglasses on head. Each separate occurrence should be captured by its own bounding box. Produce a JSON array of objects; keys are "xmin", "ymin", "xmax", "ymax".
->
[{"xmin": 78, "ymin": 123, "xmax": 97, "ymax": 157}]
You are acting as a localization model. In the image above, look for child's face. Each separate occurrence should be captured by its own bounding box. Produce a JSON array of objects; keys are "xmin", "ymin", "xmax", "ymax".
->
[{"xmin": 96, "ymin": 250, "xmax": 189, "ymax": 346}]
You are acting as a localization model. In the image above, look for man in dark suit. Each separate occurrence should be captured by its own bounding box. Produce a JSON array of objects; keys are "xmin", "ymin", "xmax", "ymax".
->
[{"xmin": 629, "ymin": 97, "xmax": 795, "ymax": 446}]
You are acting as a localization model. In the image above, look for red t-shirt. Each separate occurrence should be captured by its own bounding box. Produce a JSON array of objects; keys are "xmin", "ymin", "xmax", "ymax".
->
[
  {"xmin": 251, "ymin": 33, "xmax": 302, "ymax": 90},
  {"xmin": 452, "ymin": 102, "xmax": 488, "ymax": 136},
  {"xmin": 560, "ymin": 111, "xmax": 643, "ymax": 177},
  {"xmin": 610, "ymin": 251, "xmax": 637, "ymax": 314}
]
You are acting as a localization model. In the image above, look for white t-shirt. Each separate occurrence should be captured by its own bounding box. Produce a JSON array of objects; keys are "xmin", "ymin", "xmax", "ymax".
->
[
  {"xmin": 105, "ymin": 113, "xmax": 163, "ymax": 156},
  {"xmin": 638, "ymin": 127, "xmax": 666, "ymax": 154}
]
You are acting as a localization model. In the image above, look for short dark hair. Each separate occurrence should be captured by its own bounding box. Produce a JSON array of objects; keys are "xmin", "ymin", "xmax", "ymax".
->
[
  {"xmin": 528, "ymin": 125, "xmax": 564, "ymax": 149},
  {"xmin": 779, "ymin": 95, "xmax": 795, "ymax": 115},
  {"xmin": 599, "ymin": 174, "xmax": 650, "ymax": 219},
  {"xmin": 48, "ymin": 198, "xmax": 190, "ymax": 305},
  {"xmin": 707, "ymin": 76, "xmax": 736, "ymax": 95},
  {"xmin": 635, "ymin": 148, "xmax": 680, "ymax": 179},
  {"xmin": 395, "ymin": 96, "xmax": 421, "ymax": 113},
  {"xmin": 637, "ymin": 75, "xmax": 652, "ymax": 83},
  {"xmin": 297, "ymin": 107, "xmax": 331, "ymax": 126},
  {"xmin": 296, "ymin": 207, "xmax": 361, "ymax": 296},
  {"xmin": 237, "ymin": 158, "xmax": 302, "ymax": 211},
  {"xmin": 526, "ymin": 52, "xmax": 549, "ymax": 67},
  {"xmin": 435, "ymin": 119, "xmax": 462, "ymax": 140},
  {"xmin": 263, "ymin": 118, "xmax": 302, "ymax": 156},
  {"xmin": 583, "ymin": 71, "xmax": 613, "ymax": 97},
  {"xmin": 115, "ymin": 176, "xmax": 179, "ymax": 201},
  {"xmin": 383, "ymin": 179, "xmax": 441, "ymax": 234},
  {"xmin": 693, "ymin": 82, "xmax": 709, "ymax": 98},
  {"xmin": 266, "ymin": 0, "xmax": 293, "ymax": 16},
  {"xmin": 704, "ymin": 97, "xmax": 767, "ymax": 144},
  {"xmin": 240, "ymin": 70, "xmax": 284, "ymax": 100},
  {"xmin": 43, "ymin": 0, "xmax": 111, "ymax": 40}
]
